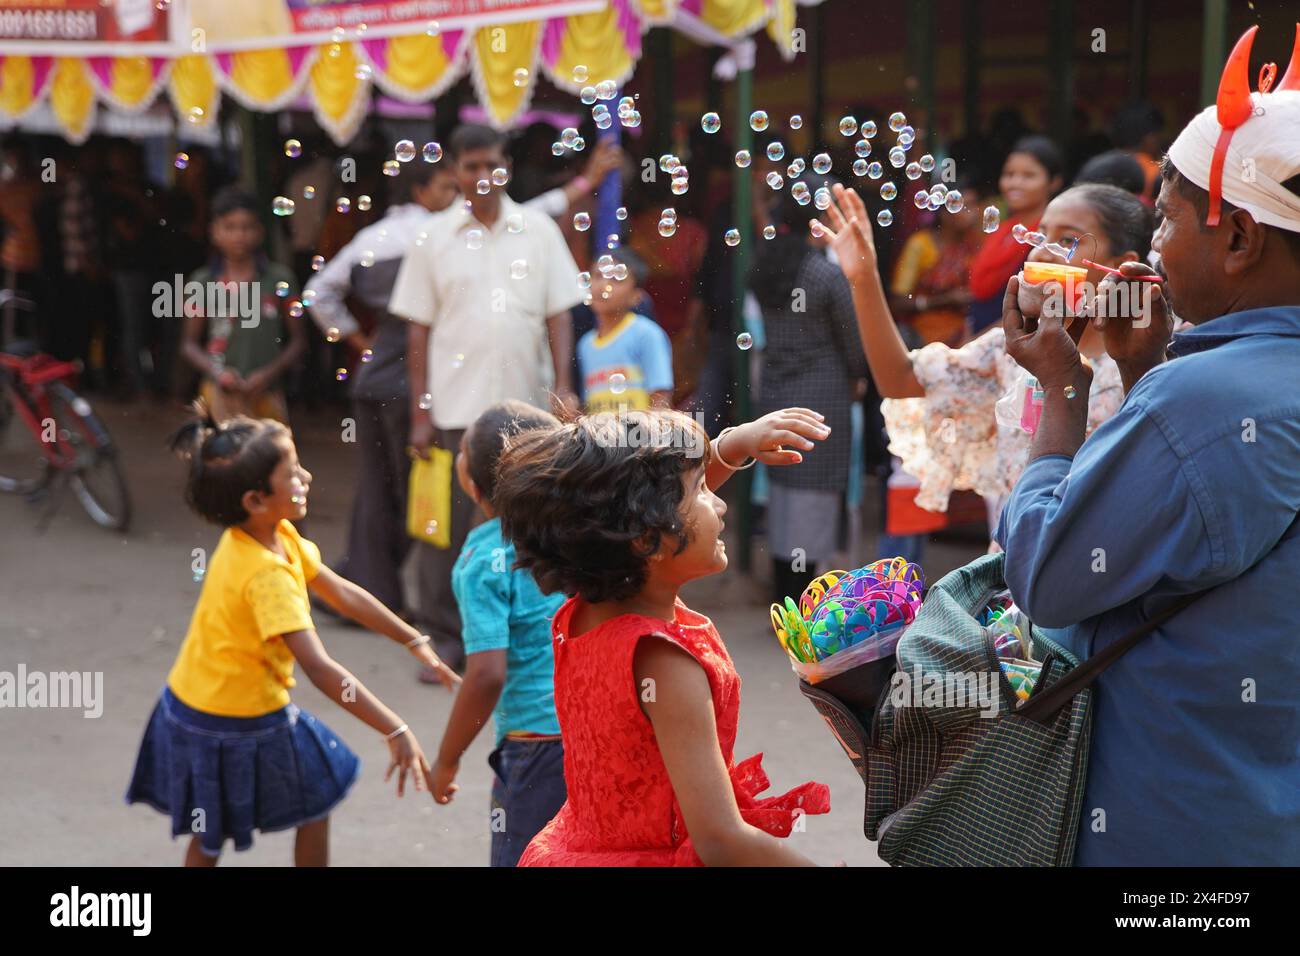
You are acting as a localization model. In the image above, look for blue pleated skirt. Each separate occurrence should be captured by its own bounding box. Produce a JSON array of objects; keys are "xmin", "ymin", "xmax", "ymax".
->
[{"xmin": 125, "ymin": 687, "xmax": 360, "ymax": 857}]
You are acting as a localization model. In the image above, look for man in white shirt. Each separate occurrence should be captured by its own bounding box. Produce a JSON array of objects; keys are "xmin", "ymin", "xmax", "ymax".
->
[{"xmin": 389, "ymin": 124, "xmax": 585, "ymax": 671}]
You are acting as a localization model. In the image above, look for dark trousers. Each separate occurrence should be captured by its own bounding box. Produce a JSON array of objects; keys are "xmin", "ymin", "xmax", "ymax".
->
[
  {"xmin": 487, "ymin": 738, "xmax": 566, "ymax": 867},
  {"xmin": 334, "ymin": 398, "xmax": 411, "ymax": 613},
  {"xmin": 413, "ymin": 426, "xmax": 481, "ymax": 671}
]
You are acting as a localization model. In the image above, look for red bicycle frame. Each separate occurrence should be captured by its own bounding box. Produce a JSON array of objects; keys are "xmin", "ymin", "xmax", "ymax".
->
[{"xmin": 0, "ymin": 351, "xmax": 93, "ymax": 470}]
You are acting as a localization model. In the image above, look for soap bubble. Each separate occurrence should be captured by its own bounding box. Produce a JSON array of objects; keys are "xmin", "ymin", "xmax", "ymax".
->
[
  {"xmin": 789, "ymin": 114, "xmax": 803, "ymax": 130},
  {"xmin": 914, "ymin": 190, "xmax": 931, "ymax": 209},
  {"xmin": 466, "ymin": 229, "xmax": 484, "ymax": 250},
  {"xmin": 812, "ymin": 153, "xmax": 832, "ymax": 174},
  {"xmin": 701, "ymin": 112, "xmax": 721, "ymax": 133},
  {"xmin": 888, "ymin": 111, "xmax": 907, "ymax": 132},
  {"xmin": 724, "ymin": 228, "xmax": 741, "ymax": 247},
  {"xmin": 573, "ymin": 212, "xmax": 591, "ymax": 232},
  {"xmin": 879, "ymin": 181, "xmax": 897, "ymax": 201},
  {"xmin": 766, "ymin": 141, "xmax": 785, "ymax": 162},
  {"xmin": 612, "ymin": 263, "xmax": 628, "ymax": 280},
  {"xmin": 357, "ymin": 195, "xmax": 372, "ymax": 211},
  {"xmin": 982, "ymin": 206, "xmax": 1001, "ymax": 233},
  {"xmin": 274, "ymin": 281, "xmax": 290, "ymax": 297},
  {"xmin": 877, "ymin": 209, "xmax": 894, "ymax": 227},
  {"xmin": 311, "ymin": 255, "xmax": 325, "ymax": 271},
  {"xmin": 616, "ymin": 206, "xmax": 628, "ymax": 221},
  {"xmin": 810, "ymin": 220, "xmax": 826, "ymax": 238},
  {"xmin": 861, "ymin": 120, "xmax": 877, "ymax": 138},
  {"xmin": 617, "ymin": 95, "xmax": 636, "ymax": 115},
  {"xmin": 944, "ymin": 191, "xmax": 964, "ymax": 214},
  {"xmin": 355, "ymin": 63, "xmax": 373, "ymax": 81},
  {"xmin": 551, "ymin": 143, "xmax": 565, "ymax": 157},
  {"xmin": 929, "ymin": 183, "xmax": 950, "ymax": 201},
  {"xmin": 671, "ymin": 177, "xmax": 689, "ymax": 195},
  {"xmin": 361, "ymin": 349, "xmax": 374, "ymax": 364},
  {"xmin": 905, "ymin": 162, "xmax": 922, "ymax": 180},
  {"xmin": 888, "ymin": 146, "xmax": 906, "ymax": 168},
  {"xmin": 749, "ymin": 110, "xmax": 769, "ymax": 132},
  {"xmin": 573, "ymin": 135, "xmax": 588, "ymax": 150},
  {"xmin": 302, "ymin": 185, "xmax": 317, "ymax": 199},
  {"xmin": 510, "ymin": 259, "xmax": 529, "ymax": 280},
  {"xmin": 174, "ymin": 152, "xmax": 190, "ymax": 170},
  {"xmin": 661, "ymin": 208, "xmax": 677, "ymax": 224},
  {"xmin": 289, "ymin": 301, "xmax": 305, "ymax": 318},
  {"xmin": 359, "ymin": 250, "xmax": 375, "ymax": 268},
  {"xmin": 395, "ymin": 139, "xmax": 416, "ymax": 162},
  {"xmin": 513, "ymin": 68, "xmax": 530, "ymax": 88},
  {"xmin": 284, "ymin": 139, "xmax": 302, "ymax": 158},
  {"xmin": 1024, "ymin": 230, "xmax": 1047, "ymax": 247},
  {"xmin": 658, "ymin": 218, "xmax": 676, "ymax": 237},
  {"xmin": 734, "ymin": 149, "xmax": 751, "ymax": 168},
  {"xmin": 573, "ymin": 64, "xmax": 589, "ymax": 83},
  {"xmin": 580, "ymin": 86, "xmax": 598, "ymax": 105},
  {"xmin": 186, "ymin": 106, "xmax": 205, "ymax": 124},
  {"xmin": 476, "ymin": 179, "xmax": 490, "ymax": 195},
  {"xmin": 622, "ymin": 111, "xmax": 641, "ymax": 129},
  {"xmin": 596, "ymin": 80, "xmax": 618, "ymax": 100},
  {"xmin": 418, "ymin": 393, "xmax": 433, "ymax": 410},
  {"xmin": 839, "ymin": 115, "xmax": 858, "ymax": 137},
  {"xmin": 577, "ymin": 271, "xmax": 591, "ymax": 289},
  {"xmin": 451, "ymin": 353, "xmax": 465, "ymax": 369},
  {"xmin": 852, "ymin": 159, "xmax": 869, "ymax": 177},
  {"xmin": 335, "ymin": 368, "xmax": 349, "ymax": 382},
  {"xmin": 919, "ymin": 153, "xmax": 936, "ymax": 172},
  {"xmin": 593, "ymin": 109, "xmax": 612, "ymax": 130},
  {"xmin": 382, "ymin": 161, "xmax": 400, "ymax": 177},
  {"xmin": 763, "ymin": 225, "xmax": 776, "ymax": 239},
  {"xmin": 561, "ymin": 128, "xmax": 579, "ymax": 148},
  {"xmin": 272, "ymin": 196, "xmax": 295, "ymax": 217},
  {"xmin": 787, "ymin": 157, "xmax": 806, "ymax": 176},
  {"xmin": 507, "ymin": 213, "xmax": 524, "ymax": 233},
  {"xmin": 867, "ymin": 161, "xmax": 883, "ymax": 179},
  {"xmin": 609, "ymin": 373, "xmax": 627, "ymax": 395},
  {"xmin": 898, "ymin": 126, "xmax": 915, "ymax": 147},
  {"xmin": 766, "ymin": 171, "xmax": 784, "ymax": 190},
  {"xmin": 791, "ymin": 181, "xmax": 811, "ymax": 205},
  {"xmin": 1011, "ymin": 223, "xmax": 1029, "ymax": 243},
  {"xmin": 302, "ymin": 289, "xmax": 317, "ymax": 307},
  {"xmin": 736, "ymin": 332, "xmax": 754, "ymax": 350},
  {"xmin": 855, "ymin": 139, "xmax": 872, "ymax": 158},
  {"xmin": 814, "ymin": 187, "xmax": 833, "ymax": 210}
]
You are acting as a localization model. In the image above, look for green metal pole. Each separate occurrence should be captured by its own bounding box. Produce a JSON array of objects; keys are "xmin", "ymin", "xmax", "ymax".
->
[
  {"xmin": 732, "ymin": 64, "xmax": 754, "ymax": 573},
  {"xmin": 650, "ymin": 28, "xmax": 674, "ymax": 158},
  {"xmin": 906, "ymin": 0, "xmax": 936, "ymax": 137},
  {"xmin": 962, "ymin": 0, "xmax": 981, "ymax": 138},
  {"xmin": 1047, "ymin": 0, "xmax": 1075, "ymax": 151},
  {"xmin": 1200, "ymin": 0, "xmax": 1228, "ymax": 106}
]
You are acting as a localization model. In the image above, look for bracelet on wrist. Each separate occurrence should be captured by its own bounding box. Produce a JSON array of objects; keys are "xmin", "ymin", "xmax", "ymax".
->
[
  {"xmin": 714, "ymin": 426, "xmax": 757, "ymax": 470},
  {"xmin": 405, "ymin": 633, "xmax": 431, "ymax": 649},
  {"xmin": 385, "ymin": 723, "xmax": 409, "ymax": 741}
]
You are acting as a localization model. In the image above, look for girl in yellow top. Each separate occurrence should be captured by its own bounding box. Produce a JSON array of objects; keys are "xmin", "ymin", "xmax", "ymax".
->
[{"xmin": 126, "ymin": 405, "xmax": 460, "ymax": 866}]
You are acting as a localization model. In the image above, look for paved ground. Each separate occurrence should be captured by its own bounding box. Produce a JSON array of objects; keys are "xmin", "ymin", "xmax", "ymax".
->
[{"xmin": 0, "ymin": 397, "xmax": 983, "ymax": 866}]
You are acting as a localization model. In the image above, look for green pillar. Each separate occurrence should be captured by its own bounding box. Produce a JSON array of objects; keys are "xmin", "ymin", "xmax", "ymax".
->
[
  {"xmin": 809, "ymin": 2, "xmax": 825, "ymax": 142},
  {"xmin": 1200, "ymin": 0, "xmax": 1228, "ymax": 106},
  {"xmin": 905, "ymin": 0, "xmax": 936, "ymax": 134},
  {"xmin": 1127, "ymin": 0, "xmax": 1149, "ymax": 100},
  {"xmin": 962, "ymin": 1, "xmax": 981, "ymax": 137},
  {"xmin": 1047, "ymin": 0, "xmax": 1075, "ymax": 150},
  {"xmin": 650, "ymin": 28, "xmax": 674, "ymax": 158},
  {"xmin": 731, "ymin": 65, "xmax": 754, "ymax": 572}
]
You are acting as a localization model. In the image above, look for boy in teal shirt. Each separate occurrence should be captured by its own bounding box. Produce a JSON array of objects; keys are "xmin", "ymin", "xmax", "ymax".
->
[{"xmin": 431, "ymin": 400, "xmax": 566, "ymax": 866}]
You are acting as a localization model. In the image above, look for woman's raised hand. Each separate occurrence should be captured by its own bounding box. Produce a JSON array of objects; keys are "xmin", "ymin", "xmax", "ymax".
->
[{"xmin": 812, "ymin": 184, "xmax": 879, "ymax": 286}]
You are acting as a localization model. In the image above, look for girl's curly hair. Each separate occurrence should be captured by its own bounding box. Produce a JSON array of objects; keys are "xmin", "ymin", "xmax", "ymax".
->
[{"xmin": 494, "ymin": 410, "xmax": 712, "ymax": 603}]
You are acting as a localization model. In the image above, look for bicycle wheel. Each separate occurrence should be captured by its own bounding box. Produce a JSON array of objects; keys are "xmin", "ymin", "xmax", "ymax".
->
[
  {"xmin": 0, "ymin": 370, "xmax": 51, "ymax": 495},
  {"xmin": 46, "ymin": 383, "xmax": 132, "ymax": 531}
]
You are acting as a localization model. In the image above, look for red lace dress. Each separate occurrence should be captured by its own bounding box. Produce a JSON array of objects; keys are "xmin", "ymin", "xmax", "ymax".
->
[{"xmin": 519, "ymin": 597, "xmax": 831, "ymax": 866}]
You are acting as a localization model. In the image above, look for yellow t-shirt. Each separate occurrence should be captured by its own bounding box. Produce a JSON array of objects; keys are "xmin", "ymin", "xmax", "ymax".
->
[{"xmin": 168, "ymin": 520, "xmax": 321, "ymax": 718}]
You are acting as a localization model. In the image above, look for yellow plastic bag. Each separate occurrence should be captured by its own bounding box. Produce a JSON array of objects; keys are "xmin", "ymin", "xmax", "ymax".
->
[{"xmin": 406, "ymin": 448, "xmax": 453, "ymax": 548}]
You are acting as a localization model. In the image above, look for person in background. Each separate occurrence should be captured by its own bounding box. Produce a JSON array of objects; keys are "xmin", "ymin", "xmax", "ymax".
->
[
  {"xmin": 890, "ymin": 180, "xmax": 984, "ymax": 347},
  {"xmin": 1110, "ymin": 100, "xmax": 1165, "ymax": 199},
  {"xmin": 966, "ymin": 136, "xmax": 1063, "ymax": 335},
  {"xmin": 180, "ymin": 187, "xmax": 306, "ymax": 422},
  {"xmin": 0, "ymin": 139, "xmax": 46, "ymax": 348},
  {"xmin": 751, "ymin": 175, "xmax": 867, "ymax": 603},
  {"xmin": 577, "ymin": 248, "xmax": 672, "ymax": 414},
  {"xmin": 390, "ymin": 123, "xmax": 583, "ymax": 675},
  {"xmin": 304, "ymin": 161, "xmax": 458, "ymax": 626},
  {"xmin": 430, "ymin": 401, "xmax": 567, "ymax": 867},
  {"xmin": 1075, "ymin": 149, "xmax": 1149, "ymax": 200}
]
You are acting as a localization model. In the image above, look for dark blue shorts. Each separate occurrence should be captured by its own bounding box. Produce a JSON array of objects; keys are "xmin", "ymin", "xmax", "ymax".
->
[
  {"xmin": 125, "ymin": 687, "xmax": 360, "ymax": 857},
  {"xmin": 487, "ymin": 737, "xmax": 566, "ymax": 868}
]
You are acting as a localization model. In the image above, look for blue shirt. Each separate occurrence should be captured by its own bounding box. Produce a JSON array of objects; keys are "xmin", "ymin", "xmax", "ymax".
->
[
  {"xmin": 452, "ymin": 518, "xmax": 564, "ymax": 744},
  {"xmin": 996, "ymin": 306, "xmax": 1300, "ymax": 866},
  {"xmin": 577, "ymin": 312, "xmax": 673, "ymax": 413}
]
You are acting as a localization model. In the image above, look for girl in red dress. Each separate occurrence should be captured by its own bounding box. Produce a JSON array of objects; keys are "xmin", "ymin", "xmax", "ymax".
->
[{"xmin": 494, "ymin": 408, "xmax": 833, "ymax": 866}]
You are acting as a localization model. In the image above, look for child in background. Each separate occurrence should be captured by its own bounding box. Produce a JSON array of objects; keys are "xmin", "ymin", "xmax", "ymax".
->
[
  {"xmin": 126, "ymin": 406, "xmax": 459, "ymax": 866},
  {"xmin": 429, "ymin": 400, "xmax": 566, "ymax": 866},
  {"xmin": 495, "ymin": 407, "xmax": 833, "ymax": 866},
  {"xmin": 576, "ymin": 248, "xmax": 673, "ymax": 414},
  {"xmin": 179, "ymin": 187, "xmax": 306, "ymax": 422}
]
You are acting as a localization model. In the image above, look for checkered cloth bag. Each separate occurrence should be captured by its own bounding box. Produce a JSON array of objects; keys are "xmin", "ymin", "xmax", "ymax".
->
[{"xmin": 800, "ymin": 552, "xmax": 1205, "ymax": 866}]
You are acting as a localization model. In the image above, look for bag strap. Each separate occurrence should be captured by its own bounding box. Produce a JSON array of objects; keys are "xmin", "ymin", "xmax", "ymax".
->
[{"xmin": 1015, "ymin": 588, "xmax": 1211, "ymax": 722}]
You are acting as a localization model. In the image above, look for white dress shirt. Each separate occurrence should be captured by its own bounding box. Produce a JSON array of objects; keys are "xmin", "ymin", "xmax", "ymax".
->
[{"xmin": 388, "ymin": 193, "xmax": 583, "ymax": 430}]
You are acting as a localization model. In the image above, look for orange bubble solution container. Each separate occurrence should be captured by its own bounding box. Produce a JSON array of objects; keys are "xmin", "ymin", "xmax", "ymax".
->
[{"xmin": 1020, "ymin": 261, "xmax": 1089, "ymax": 312}]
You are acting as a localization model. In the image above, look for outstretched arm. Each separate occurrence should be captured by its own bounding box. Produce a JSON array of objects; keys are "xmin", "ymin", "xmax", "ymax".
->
[{"xmin": 813, "ymin": 184, "xmax": 925, "ymax": 398}]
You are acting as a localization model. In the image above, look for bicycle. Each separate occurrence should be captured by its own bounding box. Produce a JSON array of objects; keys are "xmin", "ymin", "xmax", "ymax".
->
[{"xmin": 0, "ymin": 290, "xmax": 132, "ymax": 531}]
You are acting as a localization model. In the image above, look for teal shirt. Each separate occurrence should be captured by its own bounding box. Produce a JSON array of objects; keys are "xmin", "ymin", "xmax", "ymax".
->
[{"xmin": 451, "ymin": 518, "xmax": 563, "ymax": 743}]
